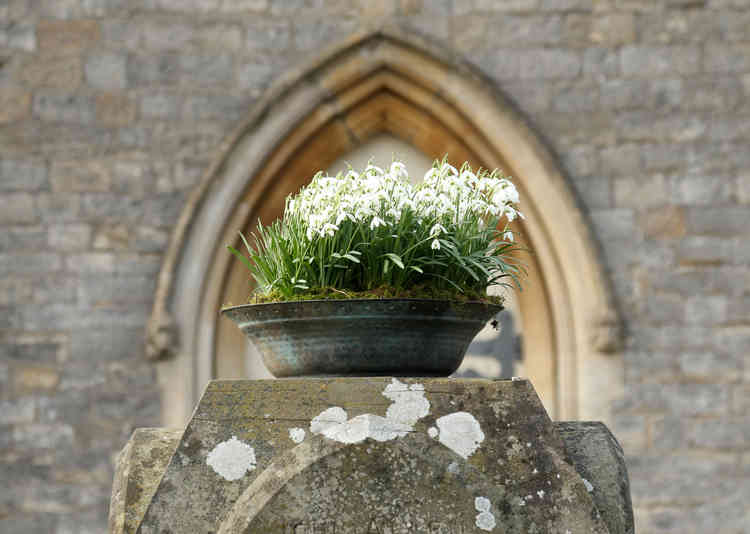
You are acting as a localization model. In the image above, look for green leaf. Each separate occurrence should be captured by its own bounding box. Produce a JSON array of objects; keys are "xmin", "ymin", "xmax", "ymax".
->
[
  {"xmin": 409, "ymin": 266, "xmax": 424, "ymax": 274},
  {"xmin": 227, "ymin": 245, "xmax": 254, "ymax": 272},
  {"xmin": 384, "ymin": 253, "xmax": 404, "ymax": 269},
  {"xmin": 344, "ymin": 254, "xmax": 360, "ymax": 263}
]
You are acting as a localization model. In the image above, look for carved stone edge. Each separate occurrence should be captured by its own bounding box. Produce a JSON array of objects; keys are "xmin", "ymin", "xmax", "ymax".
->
[
  {"xmin": 555, "ymin": 421, "xmax": 634, "ymax": 534},
  {"xmin": 108, "ymin": 428, "xmax": 182, "ymax": 534}
]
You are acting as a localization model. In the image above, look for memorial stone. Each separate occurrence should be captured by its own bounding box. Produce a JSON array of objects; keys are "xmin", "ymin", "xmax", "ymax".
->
[{"xmin": 109, "ymin": 378, "xmax": 633, "ymax": 534}]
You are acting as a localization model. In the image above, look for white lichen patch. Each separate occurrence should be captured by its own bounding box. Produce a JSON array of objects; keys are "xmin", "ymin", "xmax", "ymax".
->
[
  {"xmin": 310, "ymin": 406, "xmax": 348, "ymax": 434},
  {"xmin": 435, "ymin": 412, "xmax": 485, "ymax": 459},
  {"xmin": 383, "ymin": 378, "xmax": 430, "ymax": 426},
  {"xmin": 310, "ymin": 379, "xmax": 429, "ymax": 445},
  {"xmin": 582, "ymin": 477, "xmax": 594, "ymax": 492},
  {"xmin": 288, "ymin": 427, "xmax": 305, "ymax": 444},
  {"xmin": 474, "ymin": 496, "xmax": 496, "ymax": 531},
  {"xmin": 206, "ymin": 436, "xmax": 256, "ymax": 481}
]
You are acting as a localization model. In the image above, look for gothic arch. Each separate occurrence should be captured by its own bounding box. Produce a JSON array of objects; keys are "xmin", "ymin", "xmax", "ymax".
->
[{"xmin": 147, "ymin": 26, "xmax": 623, "ymax": 428}]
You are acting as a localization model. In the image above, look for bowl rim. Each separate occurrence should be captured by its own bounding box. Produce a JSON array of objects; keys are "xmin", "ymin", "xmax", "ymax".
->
[{"xmin": 220, "ymin": 298, "xmax": 504, "ymax": 315}]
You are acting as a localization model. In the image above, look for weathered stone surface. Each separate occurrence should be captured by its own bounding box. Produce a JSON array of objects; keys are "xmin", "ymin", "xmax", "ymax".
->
[
  {"xmin": 556, "ymin": 422, "xmax": 634, "ymax": 534},
  {"xmin": 107, "ymin": 428, "xmax": 182, "ymax": 534},
  {"xmin": 131, "ymin": 379, "xmax": 617, "ymax": 533}
]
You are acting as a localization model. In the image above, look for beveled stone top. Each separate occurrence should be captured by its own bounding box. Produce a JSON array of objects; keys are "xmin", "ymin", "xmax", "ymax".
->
[{"xmin": 135, "ymin": 378, "xmax": 610, "ymax": 533}]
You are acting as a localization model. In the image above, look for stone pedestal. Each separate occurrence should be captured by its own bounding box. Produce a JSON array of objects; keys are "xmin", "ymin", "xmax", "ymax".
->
[{"xmin": 108, "ymin": 378, "xmax": 633, "ymax": 534}]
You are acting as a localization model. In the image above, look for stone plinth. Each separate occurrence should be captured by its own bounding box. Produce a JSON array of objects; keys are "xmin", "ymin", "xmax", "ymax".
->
[{"xmin": 109, "ymin": 378, "xmax": 633, "ymax": 534}]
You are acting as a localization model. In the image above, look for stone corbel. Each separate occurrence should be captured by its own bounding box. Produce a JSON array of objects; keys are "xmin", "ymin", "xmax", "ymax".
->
[{"xmin": 590, "ymin": 308, "xmax": 624, "ymax": 354}]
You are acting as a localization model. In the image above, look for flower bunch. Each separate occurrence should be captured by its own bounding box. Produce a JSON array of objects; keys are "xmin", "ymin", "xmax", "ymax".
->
[{"xmin": 229, "ymin": 159, "xmax": 525, "ymax": 301}]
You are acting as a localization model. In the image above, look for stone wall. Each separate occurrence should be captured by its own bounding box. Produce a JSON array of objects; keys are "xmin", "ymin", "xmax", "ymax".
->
[{"xmin": 0, "ymin": 1, "xmax": 748, "ymax": 532}]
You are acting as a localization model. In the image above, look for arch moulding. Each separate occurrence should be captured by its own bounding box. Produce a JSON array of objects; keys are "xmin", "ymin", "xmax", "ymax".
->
[{"xmin": 147, "ymin": 25, "xmax": 624, "ymax": 428}]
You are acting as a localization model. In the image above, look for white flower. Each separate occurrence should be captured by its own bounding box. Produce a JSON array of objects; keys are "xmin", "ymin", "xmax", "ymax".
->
[
  {"xmin": 431, "ymin": 238, "xmax": 441, "ymax": 250},
  {"xmin": 370, "ymin": 216, "xmax": 386, "ymax": 230},
  {"xmin": 430, "ymin": 223, "xmax": 446, "ymax": 237}
]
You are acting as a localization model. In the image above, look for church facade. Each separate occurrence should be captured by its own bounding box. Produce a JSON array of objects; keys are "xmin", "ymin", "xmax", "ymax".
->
[{"xmin": 1, "ymin": 1, "xmax": 748, "ymax": 532}]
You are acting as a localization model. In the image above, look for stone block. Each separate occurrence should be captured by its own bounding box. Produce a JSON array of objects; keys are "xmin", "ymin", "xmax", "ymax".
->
[
  {"xmin": 600, "ymin": 78, "xmax": 682, "ymax": 111},
  {"xmin": 181, "ymin": 95, "xmax": 245, "ymax": 121},
  {"xmin": 36, "ymin": 193, "xmax": 81, "ymax": 222},
  {"xmin": 454, "ymin": 0, "xmax": 539, "ymax": 13},
  {"xmin": 101, "ymin": 19, "xmax": 140, "ymax": 50},
  {"xmin": 50, "ymin": 160, "xmax": 110, "ymax": 192},
  {"xmin": 220, "ymin": 0, "xmax": 268, "ymax": 12},
  {"xmin": 677, "ymin": 236, "xmax": 735, "ymax": 266},
  {"xmin": 518, "ymin": 48, "xmax": 581, "ymax": 79},
  {"xmin": 620, "ymin": 45, "xmax": 700, "ymax": 76},
  {"xmin": 127, "ymin": 54, "xmax": 180, "ymax": 86},
  {"xmin": 64, "ymin": 252, "xmax": 116, "ymax": 273},
  {"xmin": 69, "ymin": 326, "xmax": 145, "ymax": 363},
  {"xmin": 48, "ymin": 223, "xmax": 92, "ymax": 251},
  {"xmin": 590, "ymin": 208, "xmax": 637, "ymax": 241},
  {"xmin": 552, "ymin": 83, "xmax": 599, "ymax": 112},
  {"xmin": 0, "ymin": 515, "xmax": 58, "ymax": 534},
  {"xmin": 565, "ymin": 144, "xmax": 599, "ymax": 176},
  {"xmin": 84, "ymin": 52, "xmax": 127, "ymax": 90},
  {"xmin": 685, "ymin": 295, "xmax": 728, "ymax": 325},
  {"xmin": 36, "ymin": 19, "xmax": 100, "ymax": 54},
  {"xmin": 589, "ymin": 13, "xmax": 635, "ymax": 45},
  {"xmin": 616, "ymin": 112, "xmax": 706, "ymax": 143},
  {"xmin": 245, "ymin": 19, "xmax": 290, "ymax": 52},
  {"xmin": 13, "ymin": 365, "xmax": 61, "ymax": 392},
  {"xmin": 614, "ymin": 173, "xmax": 671, "ymax": 208},
  {"xmin": 150, "ymin": 0, "xmax": 220, "ymax": 11},
  {"xmin": 92, "ymin": 224, "xmax": 131, "ymax": 250},
  {"xmin": 76, "ymin": 274, "xmax": 155, "ymax": 306},
  {"xmin": 236, "ymin": 62, "xmax": 274, "ymax": 92},
  {"xmin": 80, "ymin": 193, "xmax": 142, "ymax": 222},
  {"xmin": 294, "ymin": 17, "xmax": 358, "ymax": 50},
  {"xmin": 195, "ymin": 23, "xmax": 243, "ymax": 52},
  {"xmin": 139, "ymin": 92, "xmax": 181, "ymax": 119},
  {"xmin": 640, "ymin": 206, "xmax": 686, "ymax": 240},
  {"xmin": 678, "ymin": 350, "xmax": 741, "ymax": 382},
  {"xmin": 0, "ymin": 86, "xmax": 31, "ymax": 124},
  {"xmin": 126, "ymin": 379, "xmax": 619, "ymax": 534},
  {"xmin": 674, "ymin": 172, "xmax": 733, "ymax": 205},
  {"xmin": 19, "ymin": 53, "xmax": 83, "ymax": 90},
  {"xmin": 95, "ymin": 92, "xmax": 136, "ymax": 126},
  {"xmin": 0, "ymin": 224, "xmax": 47, "ymax": 252},
  {"xmin": 688, "ymin": 418, "xmax": 750, "ymax": 450},
  {"xmin": 0, "ymin": 397, "xmax": 35, "ymax": 424},
  {"xmin": 599, "ymin": 143, "xmax": 641, "ymax": 175},
  {"xmin": 0, "ymin": 159, "xmax": 48, "ymax": 191},
  {"xmin": 571, "ymin": 175, "xmax": 611, "ymax": 208},
  {"xmin": 646, "ymin": 294, "xmax": 684, "ymax": 324},
  {"xmin": 32, "ymin": 92, "xmax": 95, "ymax": 124},
  {"xmin": 704, "ymin": 43, "xmax": 750, "ymax": 73},
  {"xmin": 737, "ymin": 171, "xmax": 750, "ymax": 204},
  {"xmin": 133, "ymin": 226, "xmax": 169, "ymax": 252},
  {"xmin": 140, "ymin": 193, "xmax": 185, "ymax": 226},
  {"xmin": 583, "ymin": 46, "xmax": 619, "ymax": 79},
  {"xmin": 0, "ymin": 278, "xmax": 33, "ymax": 305},
  {"xmin": 178, "ymin": 54, "xmax": 233, "ymax": 86},
  {"xmin": 686, "ymin": 206, "xmax": 748, "ymax": 236},
  {"xmin": 31, "ymin": 274, "xmax": 77, "ymax": 304},
  {"xmin": 0, "ymin": 22, "xmax": 36, "ymax": 51},
  {"xmin": 628, "ymin": 453, "xmax": 736, "ymax": 505},
  {"xmin": 0, "ymin": 193, "xmax": 37, "ymax": 223}
]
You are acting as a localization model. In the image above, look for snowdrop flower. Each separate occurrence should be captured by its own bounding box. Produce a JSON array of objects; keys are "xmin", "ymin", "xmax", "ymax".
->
[
  {"xmin": 370, "ymin": 216, "xmax": 386, "ymax": 230},
  {"xmin": 431, "ymin": 238, "xmax": 441, "ymax": 250},
  {"xmin": 430, "ymin": 223, "xmax": 446, "ymax": 237}
]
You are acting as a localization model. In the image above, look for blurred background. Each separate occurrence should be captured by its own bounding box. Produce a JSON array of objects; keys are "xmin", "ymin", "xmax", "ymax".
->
[{"xmin": 1, "ymin": 1, "xmax": 748, "ymax": 532}]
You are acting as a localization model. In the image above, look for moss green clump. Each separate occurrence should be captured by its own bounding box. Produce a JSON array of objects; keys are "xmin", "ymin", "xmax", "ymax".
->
[{"xmin": 245, "ymin": 284, "xmax": 504, "ymax": 306}]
